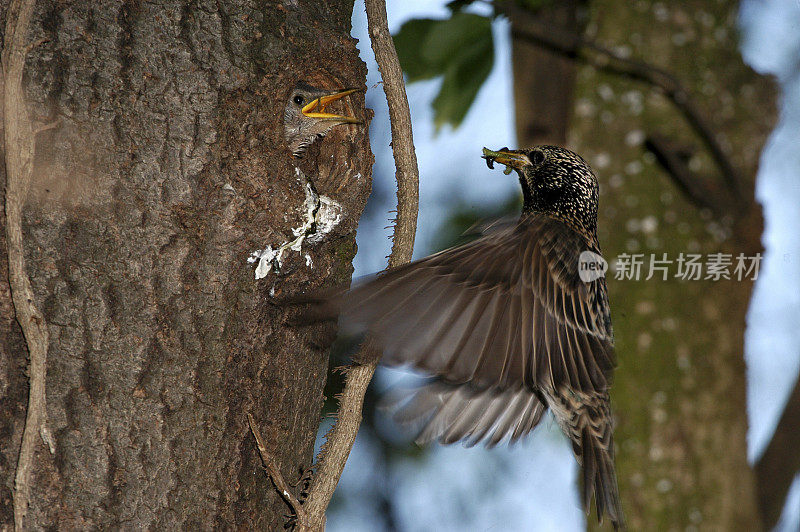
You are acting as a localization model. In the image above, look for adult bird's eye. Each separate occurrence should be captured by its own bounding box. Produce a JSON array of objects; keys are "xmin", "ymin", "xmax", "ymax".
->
[
  {"xmin": 293, "ymin": 95, "xmax": 304, "ymax": 105},
  {"xmin": 531, "ymin": 151, "xmax": 545, "ymax": 165}
]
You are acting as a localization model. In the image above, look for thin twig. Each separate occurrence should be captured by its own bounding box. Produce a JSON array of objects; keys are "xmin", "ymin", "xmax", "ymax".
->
[
  {"xmin": 503, "ymin": 3, "xmax": 745, "ymax": 207},
  {"xmin": 3, "ymin": 1, "xmax": 51, "ymax": 531},
  {"xmin": 247, "ymin": 414, "xmax": 310, "ymax": 530},
  {"xmin": 300, "ymin": 0, "xmax": 420, "ymax": 528},
  {"xmin": 33, "ymin": 118, "xmax": 60, "ymax": 135}
]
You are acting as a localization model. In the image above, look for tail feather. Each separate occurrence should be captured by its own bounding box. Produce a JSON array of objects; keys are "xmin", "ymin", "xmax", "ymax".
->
[{"xmin": 579, "ymin": 426, "xmax": 624, "ymax": 530}]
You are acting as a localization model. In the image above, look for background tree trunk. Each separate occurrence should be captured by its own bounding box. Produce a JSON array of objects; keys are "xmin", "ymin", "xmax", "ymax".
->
[
  {"xmin": 561, "ymin": 1, "xmax": 775, "ymax": 529},
  {"xmin": 504, "ymin": 0, "xmax": 780, "ymax": 527},
  {"xmin": 510, "ymin": 0, "xmax": 583, "ymax": 147},
  {"xmin": 0, "ymin": 1, "xmax": 372, "ymax": 528}
]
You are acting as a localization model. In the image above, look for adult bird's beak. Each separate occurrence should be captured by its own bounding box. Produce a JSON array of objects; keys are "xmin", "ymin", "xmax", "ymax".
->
[
  {"xmin": 482, "ymin": 147, "xmax": 531, "ymax": 175},
  {"xmin": 302, "ymin": 88, "xmax": 363, "ymax": 123}
]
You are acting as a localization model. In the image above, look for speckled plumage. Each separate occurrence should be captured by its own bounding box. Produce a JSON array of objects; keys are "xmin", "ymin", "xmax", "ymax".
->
[
  {"xmin": 338, "ymin": 146, "xmax": 623, "ymax": 528},
  {"xmin": 515, "ymin": 145, "xmax": 600, "ymax": 242}
]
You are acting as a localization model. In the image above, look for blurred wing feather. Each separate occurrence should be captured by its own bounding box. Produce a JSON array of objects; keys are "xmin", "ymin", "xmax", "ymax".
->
[
  {"xmin": 384, "ymin": 382, "xmax": 547, "ymax": 447},
  {"xmin": 341, "ymin": 214, "xmax": 616, "ymax": 445},
  {"xmin": 343, "ymin": 214, "xmax": 614, "ymax": 391}
]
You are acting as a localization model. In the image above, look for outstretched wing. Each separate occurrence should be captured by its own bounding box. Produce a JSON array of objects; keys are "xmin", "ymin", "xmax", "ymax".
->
[{"xmin": 342, "ymin": 214, "xmax": 615, "ymax": 395}]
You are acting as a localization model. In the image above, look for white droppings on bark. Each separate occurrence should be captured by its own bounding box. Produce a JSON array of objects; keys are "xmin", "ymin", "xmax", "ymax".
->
[
  {"xmin": 248, "ymin": 176, "xmax": 343, "ymax": 279},
  {"xmin": 249, "ymin": 246, "xmax": 278, "ymax": 279}
]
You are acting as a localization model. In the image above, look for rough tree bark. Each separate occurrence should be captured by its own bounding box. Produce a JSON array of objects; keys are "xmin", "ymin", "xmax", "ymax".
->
[{"xmin": 0, "ymin": 0, "xmax": 372, "ymax": 529}]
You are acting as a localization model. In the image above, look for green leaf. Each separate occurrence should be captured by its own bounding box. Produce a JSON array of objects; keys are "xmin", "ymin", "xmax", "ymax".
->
[
  {"xmin": 421, "ymin": 13, "xmax": 492, "ymax": 69},
  {"xmin": 431, "ymin": 15, "xmax": 494, "ymax": 130},
  {"xmin": 393, "ymin": 18, "xmax": 441, "ymax": 81},
  {"xmin": 393, "ymin": 13, "xmax": 494, "ymax": 131}
]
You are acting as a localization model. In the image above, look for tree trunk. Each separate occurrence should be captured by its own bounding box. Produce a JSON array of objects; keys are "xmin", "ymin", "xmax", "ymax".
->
[
  {"xmin": 0, "ymin": 1, "xmax": 372, "ymax": 528},
  {"xmin": 510, "ymin": 0, "xmax": 583, "ymax": 147},
  {"xmin": 564, "ymin": 1, "xmax": 775, "ymax": 529}
]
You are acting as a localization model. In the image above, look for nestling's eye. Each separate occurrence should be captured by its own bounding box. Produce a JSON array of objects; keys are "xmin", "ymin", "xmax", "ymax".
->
[
  {"xmin": 531, "ymin": 151, "xmax": 545, "ymax": 165},
  {"xmin": 293, "ymin": 94, "xmax": 305, "ymax": 105}
]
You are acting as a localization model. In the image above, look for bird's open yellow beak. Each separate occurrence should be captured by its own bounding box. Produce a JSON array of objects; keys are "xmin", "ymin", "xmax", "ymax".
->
[
  {"xmin": 302, "ymin": 88, "xmax": 362, "ymax": 123},
  {"xmin": 482, "ymin": 148, "xmax": 531, "ymax": 174}
]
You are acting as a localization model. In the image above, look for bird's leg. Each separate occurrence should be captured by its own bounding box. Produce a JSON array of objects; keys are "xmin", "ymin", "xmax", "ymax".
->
[{"xmin": 294, "ymin": 465, "xmax": 315, "ymax": 503}]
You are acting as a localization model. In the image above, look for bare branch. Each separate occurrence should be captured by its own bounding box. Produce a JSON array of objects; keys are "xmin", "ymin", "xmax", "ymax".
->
[
  {"xmin": 3, "ymin": 0, "xmax": 52, "ymax": 530},
  {"xmin": 755, "ymin": 375, "xmax": 800, "ymax": 529},
  {"xmin": 366, "ymin": 5, "xmax": 420, "ymax": 268},
  {"xmin": 301, "ymin": 0, "xmax": 420, "ymax": 528},
  {"xmin": 644, "ymin": 134, "xmax": 728, "ymax": 215},
  {"xmin": 247, "ymin": 414, "xmax": 311, "ymax": 530},
  {"xmin": 503, "ymin": 4, "xmax": 745, "ymax": 207}
]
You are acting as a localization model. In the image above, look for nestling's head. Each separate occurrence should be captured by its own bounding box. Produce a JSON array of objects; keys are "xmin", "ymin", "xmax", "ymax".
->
[
  {"xmin": 283, "ymin": 81, "xmax": 362, "ymax": 157},
  {"xmin": 483, "ymin": 145, "xmax": 599, "ymax": 236}
]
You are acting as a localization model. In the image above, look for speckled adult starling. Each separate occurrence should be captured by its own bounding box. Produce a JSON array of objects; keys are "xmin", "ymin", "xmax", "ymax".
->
[
  {"xmin": 339, "ymin": 146, "xmax": 623, "ymax": 528},
  {"xmin": 283, "ymin": 81, "xmax": 362, "ymax": 156}
]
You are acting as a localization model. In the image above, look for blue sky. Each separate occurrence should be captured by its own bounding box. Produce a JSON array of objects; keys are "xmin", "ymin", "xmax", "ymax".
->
[{"xmin": 330, "ymin": 1, "xmax": 800, "ymax": 530}]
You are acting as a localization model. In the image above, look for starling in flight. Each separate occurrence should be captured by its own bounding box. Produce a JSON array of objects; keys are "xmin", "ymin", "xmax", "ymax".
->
[
  {"xmin": 338, "ymin": 146, "xmax": 623, "ymax": 528},
  {"xmin": 283, "ymin": 81, "xmax": 362, "ymax": 156}
]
